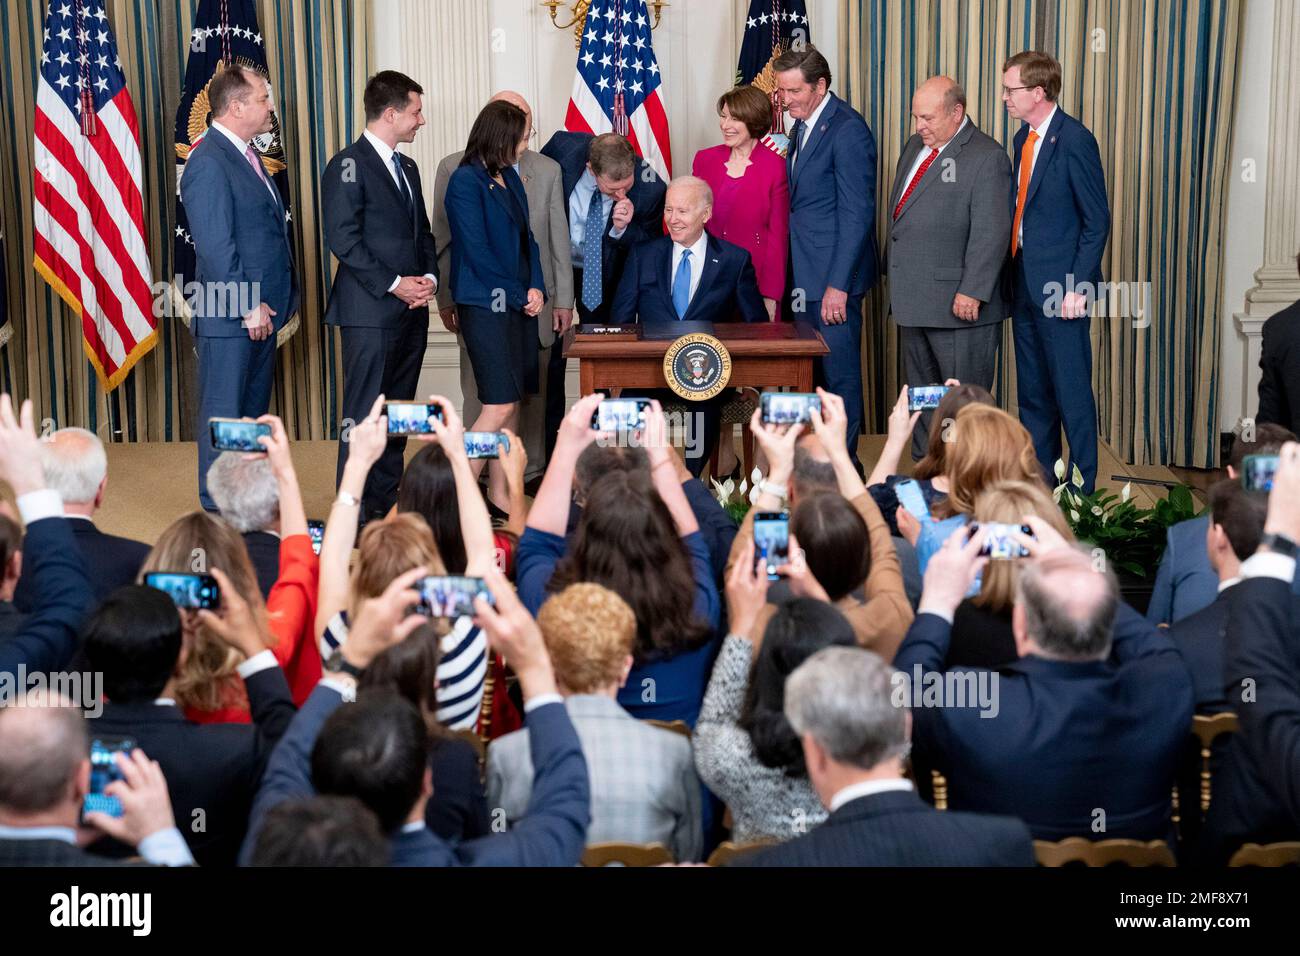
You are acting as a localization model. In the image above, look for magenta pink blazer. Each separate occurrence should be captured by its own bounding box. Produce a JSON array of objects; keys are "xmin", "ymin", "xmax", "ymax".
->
[{"xmin": 692, "ymin": 143, "xmax": 790, "ymax": 305}]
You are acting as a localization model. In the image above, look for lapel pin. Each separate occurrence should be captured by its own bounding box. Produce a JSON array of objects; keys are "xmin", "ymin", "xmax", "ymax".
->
[{"xmin": 1050, "ymin": 136, "xmax": 1057, "ymax": 144}]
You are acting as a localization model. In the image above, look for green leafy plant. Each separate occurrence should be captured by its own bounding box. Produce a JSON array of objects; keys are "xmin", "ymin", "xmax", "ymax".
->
[
  {"xmin": 1052, "ymin": 459, "xmax": 1201, "ymax": 578},
  {"xmin": 711, "ymin": 468, "xmax": 764, "ymax": 524}
]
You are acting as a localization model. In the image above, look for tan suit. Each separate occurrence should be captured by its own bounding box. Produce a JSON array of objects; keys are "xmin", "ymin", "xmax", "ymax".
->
[{"xmin": 432, "ymin": 149, "xmax": 573, "ymax": 477}]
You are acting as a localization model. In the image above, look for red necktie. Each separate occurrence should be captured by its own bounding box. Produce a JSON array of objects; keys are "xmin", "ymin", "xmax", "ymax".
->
[{"xmin": 893, "ymin": 148, "xmax": 939, "ymax": 219}]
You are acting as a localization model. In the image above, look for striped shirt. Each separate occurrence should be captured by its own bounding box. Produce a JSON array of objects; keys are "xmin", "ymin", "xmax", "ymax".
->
[{"xmin": 320, "ymin": 612, "xmax": 487, "ymax": 731}]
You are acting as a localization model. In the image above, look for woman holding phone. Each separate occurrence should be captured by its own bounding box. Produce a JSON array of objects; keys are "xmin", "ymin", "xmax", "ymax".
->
[{"xmin": 444, "ymin": 100, "xmax": 545, "ymax": 512}]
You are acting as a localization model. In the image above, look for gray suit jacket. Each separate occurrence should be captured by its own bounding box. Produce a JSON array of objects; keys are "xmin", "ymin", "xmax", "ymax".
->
[
  {"xmin": 432, "ymin": 148, "xmax": 574, "ymax": 348},
  {"xmin": 886, "ymin": 120, "xmax": 1011, "ymax": 328},
  {"xmin": 486, "ymin": 694, "xmax": 703, "ymax": 862}
]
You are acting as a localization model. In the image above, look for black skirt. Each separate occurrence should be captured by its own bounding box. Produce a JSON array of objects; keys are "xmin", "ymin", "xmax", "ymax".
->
[{"xmin": 459, "ymin": 303, "xmax": 538, "ymax": 405}]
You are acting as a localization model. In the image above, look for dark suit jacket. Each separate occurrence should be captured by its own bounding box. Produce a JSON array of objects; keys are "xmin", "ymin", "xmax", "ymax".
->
[
  {"xmin": 540, "ymin": 130, "xmax": 667, "ymax": 304},
  {"xmin": 444, "ymin": 163, "xmax": 545, "ymax": 311},
  {"xmin": 179, "ymin": 128, "xmax": 297, "ymax": 335},
  {"xmin": 240, "ymin": 685, "xmax": 588, "ymax": 866},
  {"xmin": 610, "ymin": 233, "xmax": 767, "ymax": 324},
  {"xmin": 1167, "ymin": 586, "xmax": 1238, "ymax": 715},
  {"xmin": 1204, "ymin": 576, "xmax": 1300, "ymax": 860},
  {"xmin": 1009, "ymin": 107, "xmax": 1110, "ymax": 306},
  {"xmin": 786, "ymin": 92, "xmax": 878, "ymax": 299},
  {"xmin": 1258, "ymin": 298, "xmax": 1300, "ymax": 432},
  {"xmin": 426, "ymin": 735, "xmax": 490, "ymax": 841},
  {"xmin": 14, "ymin": 519, "xmax": 149, "ymax": 615},
  {"xmin": 88, "ymin": 665, "xmax": 296, "ymax": 867},
  {"xmin": 0, "ymin": 517, "xmax": 92, "ymax": 682},
  {"xmin": 322, "ymin": 135, "xmax": 440, "ymax": 331},
  {"xmin": 0, "ymin": 838, "xmax": 137, "ymax": 867},
  {"xmin": 243, "ymin": 530, "xmax": 281, "ymax": 601},
  {"xmin": 894, "ymin": 602, "xmax": 1194, "ymax": 840},
  {"xmin": 735, "ymin": 789, "xmax": 1034, "ymax": 866}
]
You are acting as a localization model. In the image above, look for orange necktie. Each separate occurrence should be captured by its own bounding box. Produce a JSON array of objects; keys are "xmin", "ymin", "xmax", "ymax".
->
[{"xmin": 1010, "ymin": 129, "xmax": 1039, "ymax": 257}]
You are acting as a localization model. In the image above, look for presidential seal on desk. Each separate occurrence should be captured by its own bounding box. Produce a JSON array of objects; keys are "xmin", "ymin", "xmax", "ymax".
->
[{"xmin": 663, "ymin": 333, "xmax": 732, "ymax": 401}]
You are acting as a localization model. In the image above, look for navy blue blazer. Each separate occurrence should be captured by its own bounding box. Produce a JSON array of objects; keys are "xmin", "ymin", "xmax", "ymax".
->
[
  {"xmin": 0, "ymin": 516, "xmax": 92, "ymax": 682},
  {"xmin": 786, "ymin": 92, "xmax": 878, "ymax": 300},
  {"xmin": 322, "ymin": 136, "xmax": 440, "ymax": 331},
  {"xmin": 444, "ymin": 162, "xmax": 545, "ymax": 312},
  {"xmin": 735, "ymin": 789, "xmax": 1034, "ymax": 867},
  {"xmin": 610, "ymin": 233, "xmax": 767, "ymax": 324},
  {"xmin": 1167, "ymin": 586, "xmax": 1245, "ymax": 715},
  {"xmin": 1009, "ymin": 107, "xmax": 1110, "ymax": 306},
  {"xmin": 240, "ymin": 685, "xmax": 588, "ymax": 867},
  {"xmin": 87, "ymin": 665, "xmax": 296, "ymax": 867},
  {"xmin": 1203, "ymin": 576, "xmax": 1300, "ymax": 860},
  {"xmin": 540, "ymin": 131, "xmax": 666, "ymax": 290},
  {"xmin": 13, "ymin": 519, "xmax": 149, "ymax": 615},
  {"xmin": 179, "ymin": 129, "xmax": 298, "ymax": 335},
  {"xmin": 894, "ymin": 601, "xmax": 1194, "ymax": 840},
  {"xmin": 1148, "ymin": 514, "xmax": 1300, "ymax": 626}
]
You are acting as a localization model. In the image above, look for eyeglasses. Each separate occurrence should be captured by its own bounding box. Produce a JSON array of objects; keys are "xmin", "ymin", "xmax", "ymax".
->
[{"xmin": 1001, "ymin": 85, "xmax": 1030, "ymax": 96}]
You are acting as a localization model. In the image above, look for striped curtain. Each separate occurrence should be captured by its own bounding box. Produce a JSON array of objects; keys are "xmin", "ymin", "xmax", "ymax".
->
[
  {"xmin": 0, "ymin": 0, "xmax": 370, "ymax": 441},
  {"xmin": 841, "ymin": 0, "xmax": 1240, "ymax": 467}
]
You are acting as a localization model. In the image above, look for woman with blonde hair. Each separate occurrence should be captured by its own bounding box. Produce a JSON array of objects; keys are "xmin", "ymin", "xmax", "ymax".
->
[
  {"xmin": 316, "ymin": 394, "xmax": 497, "ymax": 731},
  {"xmin": 946, "ymin": 479, "xmax": 1073, "ymax": 668},
  {"xmin": 898, "ymin": 403, "xmax": 1044, "ymax": 574},
  {"xmin": 140, "ymin": 415, "xmax": 320, "ymax": 723}
]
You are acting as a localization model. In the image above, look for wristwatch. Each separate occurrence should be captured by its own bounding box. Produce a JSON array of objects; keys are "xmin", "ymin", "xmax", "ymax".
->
[
  {"xmin": 324, "ymin": 649, "xmax": 365, "ymax": 679},
  {"xmin": 758, "ymin": 479, "xmax": 789, "ymax": 503},
  {"xmin": 1259, "ymin": 532, "xmax": 1298, "ymax": 558}
]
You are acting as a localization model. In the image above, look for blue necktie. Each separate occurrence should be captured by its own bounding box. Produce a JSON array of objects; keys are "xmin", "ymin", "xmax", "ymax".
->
[
  {"xmin": 582, "ymin": 188, "xmax": 605, "ymax": 311},
  {"xmin": 672, "ymin": 249, "xmax": 692, "ymax": 319},
  {"xmin": 789, "ymin": 119, "xmax": 805, "ymax": 172},
  {"xmin": 391, "ymin": 154, "xmax": 413, "ymax": 215}
]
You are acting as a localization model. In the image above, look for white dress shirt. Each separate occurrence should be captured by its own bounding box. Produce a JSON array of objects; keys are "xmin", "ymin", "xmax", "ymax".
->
[
  {"xmin": 900, "ymin": 115, "xmax": 969, "ymax": 196},
  {"xmin": 670, "ymin": 231, "xmax": 708, "ymax": 305},
  {"xmin": 1017, "ymin": 104, "xmax": 1058, "ymax": 244},
  {"xmin": 568, "ymin": 168, "xmax": 628, "ymax": 265},
  {"xmin": 791, "ymin": 93, "xmax": 833, "ymax": 172},
  {"xmin": 828, "ymin": 778, "xmax": 914, "ymax": 813},
  {"xmin": 362, "ymin": 129, "xmax": 437, "ymax": 294}
]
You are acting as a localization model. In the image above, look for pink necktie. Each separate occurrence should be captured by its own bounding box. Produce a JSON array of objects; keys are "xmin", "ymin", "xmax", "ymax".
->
[{"xmin": 245, "ymin": 146, "xmax": 270, "ymax": 186}]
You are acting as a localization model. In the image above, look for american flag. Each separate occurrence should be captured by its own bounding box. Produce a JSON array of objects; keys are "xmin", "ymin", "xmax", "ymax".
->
[
  {"xmin": 737, "ymin": 0, "xmax": 812, "ymax": 159},
  {"xmin": 32, "ymin": 0, "xmax": 156, "ymax": 391},
  {"xmin": 563, "ymin": 0, "xmax": 672, "ymax": 181}
]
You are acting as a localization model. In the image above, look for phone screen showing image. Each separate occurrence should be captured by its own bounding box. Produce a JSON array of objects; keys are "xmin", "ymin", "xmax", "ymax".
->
[
  {"xmin": 83, "ymin": 737, "xmax": 135, "ymax": 820},
  {"xmin": 209, "ymin": 419, "xmax": 272, "ymax": 453},
  {"xmin": 753, "ymin": 512, "xmax": 791, "ymax": 581},
  {"xmin": 415, "ymin": 576, "xmax": 494, "ymax": 619},
  {"xmin": 464, "ymin": 432, "xmax": 509, "ymax": 459},
  {"xmin": 972, "ymin": 522, "xmax": 1034, "ymax": 560},
  {"xmin": 386, "ymin": 402, "xmax": 443, "ymax": 435},
  {"xmin": 908, "ymin": 385, "xmax": 949, "ymax": 412},
  {"xmin": 144, "ymin": 572, "xmax": 221, "ymax": 610},
  {"xmin": 592, "ymin": 399, "xmax": 651, "ymax": 432},
  {"xmin": 761, "ymin": 393, "xmax": 821, "ymax": 425},
  {"xmin": 1242, "ymin": 455, "xmax": 1279, "ymax": 492}
]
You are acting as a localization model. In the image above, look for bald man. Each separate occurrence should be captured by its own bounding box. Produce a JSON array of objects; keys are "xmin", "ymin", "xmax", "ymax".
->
[
  {"xmin": 609, "ymin": 175, "xmax": 766, "ymax": 475},
  {"xmin": 432, "ymin": 92, "xmax": 574, "ymax": 483},
  {"xmin": 13, "ymin": 427, "xmax": 150, "ymax": 614},
  {"xmin": 887, "ymin": 77, "xmax": 1011, "ymax": 458}
]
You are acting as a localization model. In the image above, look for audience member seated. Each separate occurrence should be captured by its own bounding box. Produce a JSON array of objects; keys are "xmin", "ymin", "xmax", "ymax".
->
[
  {"xmin": 0, "ymin": 691, "xmax": 193, "ymax": 866},
  {"xmin": 518, "ymin": 395, "xmax": 721, "ymax": 726},
  {"xmin": 1147, "ymin": 423, "xmax": 1298, "ymax": 626},
  {"xmin": 734, "ymin": 647, "xmax": 1034, "ymax": 866},
  {"xmin": 359, "ymin": 621, "xmax": 490, "ymax": 842},
  {"xmin": 0, "ymin": 396, "xmax": 93, "ymax": 681},
  {"xmin": 241, "ymin": 566, "xmax": 590, "ymax": 866},
  {"xmin": 83, "ymin": 583, "xmax": 296, "ymax": 866},
  {"xmin": 489, "ymin": 582, "xmax": 702, "ymax": 860},
  {"xmin": 13, "ymin": 427, "xmax": 150, "ymax": 614},
  {"xmin": 1168, "ymin": 480, "xmax": 1270, "ymax": 715},
  {"xmin": 1203, "ymin": 442, "xmax": 1300, "ymax": 861},
  {"xmin": 317, "ymin": 396, "xmax": 493, "ymax": 732},
  {"xmin": 207, "ymin": 452, "xmax": 284, "ymax": 599},
  {"xmin": 0, "ymin": 516, "xmax": 23, "ymax": 642},
  {"xmin": 945, "ymin": 480, "xmax": 1074, "ymax": 669},
  {"xmin": 895, "ymin": 520, "xmax": 1194, "ymax": 841},
  {"xmin": 866, "ymin": 383, "xmax": 996, "ymax": 537},
  {"xmin": 249, "ymin": 795, "xmax": 390, "ymax": 866},
  {"xmin": 898, "ymin": 403, "xmax": 1043, "ymax": 575},
  {"xmin": 696, "ymin": 556, "xmax": 858, "ymax": 844},
  {"xmin": 726, "ymin": 389, "xmax": 912, "ymax": 661}
]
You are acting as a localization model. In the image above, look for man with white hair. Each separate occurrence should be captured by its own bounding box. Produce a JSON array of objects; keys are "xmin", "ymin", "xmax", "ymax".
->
[
  {"xmin": 14, "ymin": 427, "xmax": 149, "ymax": 613},
  {"xmin": 207, "ymin": 452, "xmax": 281, "ymax": 597},
  {"xmin": 610, "ymin": 175, "xmax": 767, "ymax": 475},
  {"xmin": 735, "ymin": 646, "xmax": 1033, "ymax": 866}
]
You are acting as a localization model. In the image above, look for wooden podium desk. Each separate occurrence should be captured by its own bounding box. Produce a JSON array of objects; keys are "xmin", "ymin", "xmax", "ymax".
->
[{"xmin": 566, "ymin": 321, "xmax": 829, "ymax": 395}]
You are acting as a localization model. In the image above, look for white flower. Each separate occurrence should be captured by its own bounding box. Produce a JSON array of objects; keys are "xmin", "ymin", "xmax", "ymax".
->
[
  {"xmin": 1091, "ymin": 506, "xmax": 1103, "ymax": 516},
  {"xmin": 1121, "ymin": 482, "xmax": 1131, "ymax": 503},
  {"xmin": 749, "ymin": 484, "xmax": 762, "ymax": 505},
  {"xmin": 739, "ymin": 478, "xmax": 748, "ymax": 495},
  {"xmin": 1071, "ymin": 463, "xmax": 1085, "ymax": 488},
  {"xmin": 1053, "ymin": 458, "xmax": 1067, "ymax": 481},
  {"xmin": 1070, "ymin": 509, "xmax": 1081, "ymax": 522},
  {"xmin": 722, "ymin": 478, "xmax": 735, "ymax": 499},
  {"xmin": 750, "ymin": 467, "xmax": 764, "ymax": 485}
]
